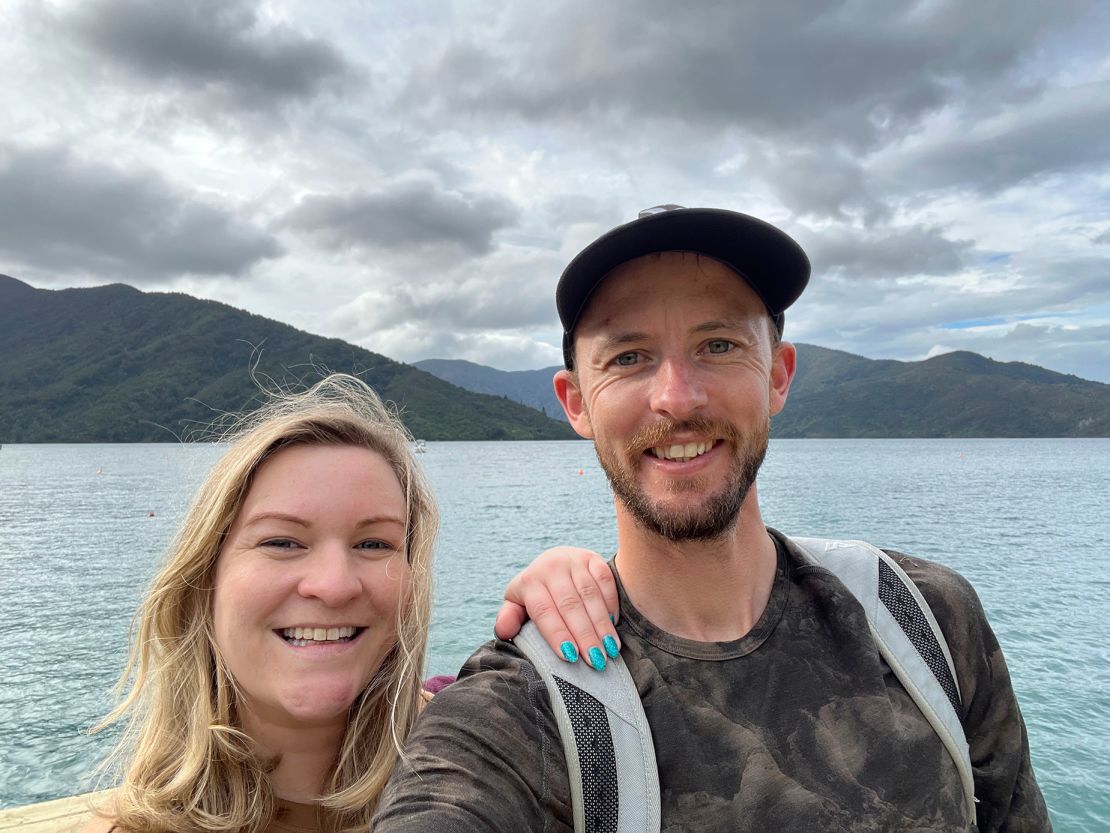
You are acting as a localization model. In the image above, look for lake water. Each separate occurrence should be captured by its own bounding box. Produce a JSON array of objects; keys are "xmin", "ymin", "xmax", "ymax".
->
[{"xmin": 1, "ymin": 439, "xmax": 1107, "ymax": 832}]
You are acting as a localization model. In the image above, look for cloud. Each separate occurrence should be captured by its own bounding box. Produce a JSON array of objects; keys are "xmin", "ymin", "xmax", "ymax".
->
[
  {"xmin": 879, "ymin": 80, "xmax": 1110, "ymax": 195},
  {"xmin": 283, "ymin": 178, "xmax": 520, "ymax": 257},
  {"xmin": 399, "ymin": 0, "xmax": 1092, "ymax": 150},
  {"xmin": 0, "ymin": 144, "xmax": 282, "ymax": 282},
  {"xmin": 802, "ymin": 225, "xmax": 973, "ymax": 280},
  {"xmin": 60, "ymin": 0, "xmax": 353, "ymax": 109},
  {"xmin": 357, "ymin": 323, "xmax": 564, "ymax": 371},
  {"xmin": 746, "ymin": 146, "xmax": 889, "ymax": 223}
]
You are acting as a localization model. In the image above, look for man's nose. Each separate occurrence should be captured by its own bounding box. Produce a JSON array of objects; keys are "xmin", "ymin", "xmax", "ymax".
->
[
  {"xmin": 297, "ymin": 544, "xmax": 362, "ymax": 607},
  {"xmin": 649, "ymin": 357, "xmax": 708, "ymax": 422}
]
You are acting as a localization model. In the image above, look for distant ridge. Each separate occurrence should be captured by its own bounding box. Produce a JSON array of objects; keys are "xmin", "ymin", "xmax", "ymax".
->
[
  {"xmin": 414, "ymin": 359, "xmax": 564, "ymax": 419},
  {"xmin": 416, "ymin": 345, "xmax": 1110, "ymax": 438},
  {"xmin": 0, "ymin": 275, "xmax": 576, "ymax": 442}
]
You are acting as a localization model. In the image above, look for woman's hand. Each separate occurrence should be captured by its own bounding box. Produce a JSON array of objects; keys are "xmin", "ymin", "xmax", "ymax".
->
[{"xmin": 495, "ymin": 546, "xmax": 620, "ymax": 671}]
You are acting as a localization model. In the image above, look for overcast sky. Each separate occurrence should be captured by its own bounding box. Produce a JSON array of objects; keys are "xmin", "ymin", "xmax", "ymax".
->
[{"xmin": 3, "ymin": 0, "xmax": 1109, "ymax": 382}]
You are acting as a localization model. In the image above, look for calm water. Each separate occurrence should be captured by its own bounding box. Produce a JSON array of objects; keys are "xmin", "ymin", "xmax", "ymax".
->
[{"xmin": 1, "ymin": 440, "xmax": 1107, "ymax": 831}]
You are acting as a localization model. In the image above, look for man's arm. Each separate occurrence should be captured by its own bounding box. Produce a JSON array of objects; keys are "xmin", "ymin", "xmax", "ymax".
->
[
  {"xmin": 373, "ymin": 639, "xmax": 574, "ymax": 833},
  {"xmin": 892, "ymin": 552, "xmax": 1052, "ymax": 833}
]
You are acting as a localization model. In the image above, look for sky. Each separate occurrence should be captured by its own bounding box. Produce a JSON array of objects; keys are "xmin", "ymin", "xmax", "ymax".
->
[{"xmin": 2, "ymin": 0, "xmax": 1109, "ymax": 382}]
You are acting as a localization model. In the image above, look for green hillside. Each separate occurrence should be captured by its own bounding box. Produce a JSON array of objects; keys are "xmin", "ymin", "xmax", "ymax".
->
[
  {"xmin": 777, "ymin": 344, "xmax": 1110, "ymax": 437},
  {"xmin": 0, "ymin": 275, "xmax": 576, "ymax": 442}
]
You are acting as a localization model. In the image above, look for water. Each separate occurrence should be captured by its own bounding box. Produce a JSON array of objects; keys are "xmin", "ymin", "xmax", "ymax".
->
[{"xmin": 1, "ymin": 440, "xmax": 1107, "ymax": 832}]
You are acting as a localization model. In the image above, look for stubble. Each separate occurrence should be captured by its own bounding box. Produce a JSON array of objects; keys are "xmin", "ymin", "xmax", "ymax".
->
[{"xmin": 594, "ymin": 414, "xmax": 769, "ymax": 542}]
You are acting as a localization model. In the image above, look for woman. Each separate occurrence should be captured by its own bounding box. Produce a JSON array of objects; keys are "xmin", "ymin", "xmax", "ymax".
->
[{"xmin": 86, "ymin": 374, "xmax": 614, "ymax": 833}]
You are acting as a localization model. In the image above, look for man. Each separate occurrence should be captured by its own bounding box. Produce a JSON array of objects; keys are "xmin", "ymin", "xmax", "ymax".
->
[{"xmin": 374, "ymin": 206, "xmax": 1050, "ymax": 832}]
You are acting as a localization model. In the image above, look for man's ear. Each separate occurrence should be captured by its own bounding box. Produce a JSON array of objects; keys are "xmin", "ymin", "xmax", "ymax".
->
[
  {"xmin": 769, "ymin": 340, "xmax": 797, "ymax": 417},
  {"xmin": 554, "ymin": 369, "xmax": 594, "ymax": 439}
]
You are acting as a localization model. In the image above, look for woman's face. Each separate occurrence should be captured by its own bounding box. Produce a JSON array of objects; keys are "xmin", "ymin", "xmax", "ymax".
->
[{"xmin": 212, "ymin": 443, "xmax": 410, "ymax": 729}]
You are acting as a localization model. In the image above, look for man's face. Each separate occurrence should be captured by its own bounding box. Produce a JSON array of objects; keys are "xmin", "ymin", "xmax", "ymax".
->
[{"xmin": 555, "ymin": 252, "xmax": 795, "ymax": 542}]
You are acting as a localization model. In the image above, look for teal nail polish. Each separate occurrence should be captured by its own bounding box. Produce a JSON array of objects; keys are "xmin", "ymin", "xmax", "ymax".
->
[
  {"xmin": 603, "ymin": 635, "xmax": 619, "ymax": 659},
  {"xmin": 560, "ymin": 641, "xmax": 579, "ymax": 663},
  {"xmin": 588, "ymin": 646, "xmax": 606, "ymax": 671},
  {"xmin": 609, "ymin": 613, "xmax": 616, "ymax": 624}
]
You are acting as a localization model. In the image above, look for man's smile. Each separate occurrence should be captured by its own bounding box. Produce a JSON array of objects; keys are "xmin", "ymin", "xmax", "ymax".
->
[{"xmin": 648, "ymin": 439, "xmax": 720, "ymax": 462}]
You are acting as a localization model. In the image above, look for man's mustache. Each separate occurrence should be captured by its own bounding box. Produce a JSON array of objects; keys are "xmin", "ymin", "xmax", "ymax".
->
[{"xmin": 624, "ymin": 415, "xmax": 741, "ymax": 458}]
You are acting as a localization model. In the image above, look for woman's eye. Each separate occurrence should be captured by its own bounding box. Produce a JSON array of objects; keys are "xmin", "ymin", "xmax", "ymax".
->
[
  {"xmin": 614, "ymin": 352, "xmax": 639, "ymax": 367},
  {"xmin": 706, "ymin": 339, "xmax": 733, "ymax": 354},
  {"xmin": 261, "ymin": 538, "xmax": 299, "ymax": 550},
  {"xmin": 356, "ymin": 540, "xmax": 392, "ymax": 551}
]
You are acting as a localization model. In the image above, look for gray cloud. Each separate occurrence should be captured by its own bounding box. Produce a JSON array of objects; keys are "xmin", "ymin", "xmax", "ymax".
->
[
  {"xmin": 802, "ymin": 225, "xmax": 973, "ymax": 280},
  {"xmin": 61, "ymin": 0, "xmax": 352, "ymax": 107},
  {"xmin": 0, "ymin": 144, "xmax": 282, "ymax": 281},
  {"xmin": 283, "ymin": 178, "xmax": 520, "ymax": 257},
  {"xmin": 879, "ymin": 81, "xmax": 1110, "ymax": 195},
  {"xmin": 400, "ymin": 0, "xmax": 1092, "ymax": 151},
  {"xmin": 747, "ymin": 146, "xmax": 889, "ymax": 223},
  {"xmin": 1009, "ymin": 254, "xmax": 1110, "ymax": 309}
]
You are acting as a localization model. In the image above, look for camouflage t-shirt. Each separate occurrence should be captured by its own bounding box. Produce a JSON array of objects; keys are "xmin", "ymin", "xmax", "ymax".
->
[{"xmin": 374, "ymin": 532, "xmax": 1049, "ymax": 832}]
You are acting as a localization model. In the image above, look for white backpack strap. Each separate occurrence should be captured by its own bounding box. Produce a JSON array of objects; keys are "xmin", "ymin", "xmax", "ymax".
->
[
  {"xmin": 514, "ymin": 622, "xmax": 660, "ymax": 833},
  {"xmin": 790, "ymin": 536, "xmax": 976, "ymax": 824}
]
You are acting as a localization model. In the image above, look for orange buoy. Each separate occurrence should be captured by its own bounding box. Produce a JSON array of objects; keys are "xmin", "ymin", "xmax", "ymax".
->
[{"xmin": 577, "ymin": 468, "xmax": 584, "ymax": 475}]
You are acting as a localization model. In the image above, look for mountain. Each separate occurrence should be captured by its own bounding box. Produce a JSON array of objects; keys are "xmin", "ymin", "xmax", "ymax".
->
[
  {"xmin": 776, "ymin": 344, "xmax": 1110, "ymax": 437},
  {"xmin": 415, "ymin": 345, "xmax": 1110, "ymax": 438},
  {"xmin": 413, "ymin": 359, "xmax": 564, "ymax": 419},
  {"xmin": 0, "ymin": 275, "xmax": 576, "ymax": 442}
]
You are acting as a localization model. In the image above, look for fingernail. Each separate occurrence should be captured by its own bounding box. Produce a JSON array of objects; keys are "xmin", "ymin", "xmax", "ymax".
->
[
  {"xmin": 609, "ymin": 613, "xmax": 616, "ymax": 624},
  {"xmin": 588, "ymin": 646, "xmax": 606, "ymax": 671},
  {"xmin": 560, "ymin": 641, "xmax": 579, "ymax": 663},
  {"xmin": 603, "ymin": 635, "xmax": 619, "ymax": 659}
]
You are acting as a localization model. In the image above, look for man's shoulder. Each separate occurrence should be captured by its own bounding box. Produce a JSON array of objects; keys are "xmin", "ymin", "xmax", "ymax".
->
[
  {"xmin": 411, "ymin": 638, "xmax": 561, "ymax": 744},
  {"xmin": 427, "ymin": 637, "xmax": 544, "ymax": 707},
  {"xmin": 880, "ymin": 548, "xmax": 988, "ymax": 631},
  {"xmin": 778, "ymin": 530, "xmax": 985, "ymax": 627},
  {"xmin": 375, "ymin": 639, "xmax": 574, "ymax": 831}
]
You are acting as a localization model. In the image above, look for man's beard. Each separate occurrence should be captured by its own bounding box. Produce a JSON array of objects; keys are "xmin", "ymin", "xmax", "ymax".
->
[{"xmin": 594, "ymin": 414, "xmax": 769, "ymax": 543}]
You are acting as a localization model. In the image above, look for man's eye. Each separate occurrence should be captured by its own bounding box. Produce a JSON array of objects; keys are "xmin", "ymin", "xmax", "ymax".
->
[
  {"xmin": 706, "ymin": 340, "xmax": 733, "ymax": 354},
  {"xmin": 615, "ymin": 352, "xmax": 639, "ymax": 366}
]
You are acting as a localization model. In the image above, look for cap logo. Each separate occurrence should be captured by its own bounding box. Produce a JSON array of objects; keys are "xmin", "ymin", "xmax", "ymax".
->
[{"xmin": 637, "ymin": 203, "xmax": 686, "ymax": 218}]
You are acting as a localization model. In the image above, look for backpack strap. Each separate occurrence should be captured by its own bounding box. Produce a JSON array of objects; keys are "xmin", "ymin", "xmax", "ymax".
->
[
  {"xmin": 789, "ymin": 536, "xmax": 977, "ymax": 824},
  {"xmin": 514, "ymin": 622, "xmax": 660, "ymax": 833}
]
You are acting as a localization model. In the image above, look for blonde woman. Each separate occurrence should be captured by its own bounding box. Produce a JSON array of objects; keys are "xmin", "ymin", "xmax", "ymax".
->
[{"xmin": 85, "ymin": 374, "xmax": 614, "ymax": 833}]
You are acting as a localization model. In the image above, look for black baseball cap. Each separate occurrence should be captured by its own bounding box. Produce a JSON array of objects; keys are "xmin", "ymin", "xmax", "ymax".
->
[{"xmin": 556, "ymin": 205, "xmax": 810, "ymax": 368}]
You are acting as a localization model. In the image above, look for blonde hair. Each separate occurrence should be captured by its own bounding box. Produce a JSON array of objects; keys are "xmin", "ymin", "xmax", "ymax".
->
[{"xmin": 92, "ymin": 374, "xmax": 438, "ymax": 833}]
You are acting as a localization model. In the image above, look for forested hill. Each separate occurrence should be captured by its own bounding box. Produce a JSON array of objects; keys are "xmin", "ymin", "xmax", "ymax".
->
[
  {"xmin": 0, "ymin": 275, "xmax": 576, "ymax": 442},
  {"xmin": 415, "ymin": 347, "xmax": 1110, "ymax": 438},
  {"xmin": 776, "ymin": 344, "xmax": 1110, "ymax": 437}
]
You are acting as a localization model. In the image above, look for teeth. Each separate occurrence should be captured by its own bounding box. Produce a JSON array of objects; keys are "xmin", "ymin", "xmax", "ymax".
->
[
  {"xmin": 281, "ymin": 626, "xmax": 358, "ymax": 643},
  {"xmin": 651, "ymin": 441, "xmax": 712, "ymax": 462}
]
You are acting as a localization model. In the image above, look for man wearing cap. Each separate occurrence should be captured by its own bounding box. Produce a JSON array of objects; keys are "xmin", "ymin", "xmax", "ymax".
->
[{"xmin": 374, "ymin": 207, "xmax": 1049, "ymax": 832}]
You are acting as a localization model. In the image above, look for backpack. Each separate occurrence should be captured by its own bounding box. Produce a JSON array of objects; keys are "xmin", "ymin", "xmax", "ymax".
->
[{"xmin": 513, "ymin": 537, "xmax": 977, "ymax": 833}]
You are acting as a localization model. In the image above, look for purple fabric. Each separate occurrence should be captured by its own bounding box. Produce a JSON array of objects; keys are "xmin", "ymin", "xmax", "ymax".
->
[{"xmin": 423, "ymin": 674, "xmax": 456, "ymax": 694}]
